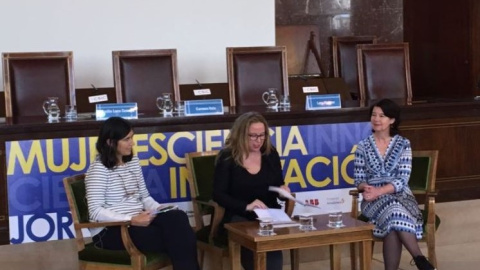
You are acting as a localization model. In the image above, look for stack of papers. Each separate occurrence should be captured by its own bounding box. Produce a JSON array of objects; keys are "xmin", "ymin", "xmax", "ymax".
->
[{"xmin": 254, "ymin": 208, "xmax": 299, "ymax": 228}]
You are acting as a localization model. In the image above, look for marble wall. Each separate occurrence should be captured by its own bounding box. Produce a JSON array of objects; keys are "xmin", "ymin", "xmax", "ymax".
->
[{"xmin": 276, "ymin": 0, "xmax": 403, "ymax": 76}]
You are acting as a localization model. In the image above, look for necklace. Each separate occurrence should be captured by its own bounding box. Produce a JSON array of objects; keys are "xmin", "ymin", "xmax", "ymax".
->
[{"xmin": 116, "ymin": 167, "xmax": 139, "ymax": 199}]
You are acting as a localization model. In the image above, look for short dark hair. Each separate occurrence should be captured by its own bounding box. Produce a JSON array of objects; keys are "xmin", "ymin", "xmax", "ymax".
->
[
  {"xmin": 96, "ymin": 117, "xmax": 133, "ymax": 169},
  {"xmin": 369, "ymin": 99, "xmax": 401, "ymax": 136}
]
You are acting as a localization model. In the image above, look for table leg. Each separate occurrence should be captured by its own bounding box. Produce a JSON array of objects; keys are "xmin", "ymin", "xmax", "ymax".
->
[
  {"xmin": 359, "ymin": 240, "xmax": 372, "ymax": 270},
  {"xmin": 253, "ymin": 251, "xmax": 267, "ymax": 270},
  {"xmin": 329, "ymin": 244, "xmax": 341, "ymax": 270},
  {"xmin": 229, "ymin": 239, "xmax": 241, "ymax": 270}
]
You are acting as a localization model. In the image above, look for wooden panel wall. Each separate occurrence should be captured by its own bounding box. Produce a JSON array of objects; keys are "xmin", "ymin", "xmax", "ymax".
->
[{"xmin": 404, "ymin": 0, "xmax": 473, "ymax": 99}]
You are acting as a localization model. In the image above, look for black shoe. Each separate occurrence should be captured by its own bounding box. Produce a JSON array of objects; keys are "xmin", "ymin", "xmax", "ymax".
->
[{"xmin": 413, "ymin": 255, "xmax": 436, "ymax": 270}]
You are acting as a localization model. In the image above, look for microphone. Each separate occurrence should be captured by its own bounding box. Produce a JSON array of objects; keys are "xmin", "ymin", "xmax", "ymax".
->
[
  {"xmin": 299, "ymin": 75, "xmax": 308, "ymax": 81},
  {"xmin": 195, "ymin": 79, "xmax": 203, "ymax": 88}
]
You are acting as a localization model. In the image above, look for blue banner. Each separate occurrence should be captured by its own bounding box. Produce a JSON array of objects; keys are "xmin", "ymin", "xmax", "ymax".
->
[{"xmin": 6, "ymin": 122, "xmax": 370, "ymax": 243}]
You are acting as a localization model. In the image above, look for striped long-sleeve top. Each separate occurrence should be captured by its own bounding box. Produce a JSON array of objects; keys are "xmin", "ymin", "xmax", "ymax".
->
[{"xmin": 85, "ymin": 156, "xmax": 161, "ymax": 236}]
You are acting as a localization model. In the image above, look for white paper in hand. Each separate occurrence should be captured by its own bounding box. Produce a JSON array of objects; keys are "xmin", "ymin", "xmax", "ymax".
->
[
  {"xmin": 253, "ymin": 208, "xmax": 296, "ymax": 225},
  {"xmin": 268, "ymin": 186, "xmax": 321, "ymax": 209}
]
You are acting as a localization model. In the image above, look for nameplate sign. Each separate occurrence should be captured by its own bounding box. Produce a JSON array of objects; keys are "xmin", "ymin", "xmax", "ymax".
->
[
  {"xmin": 193, "ymin": 88, "xmax": 211, "ymax": 96},
  {"xmin": 302, "ymin": 86, "xmax": 319, "ymax": 93},
  {"xmin": 305, "ymin": 94, "xmax": 341, "ymax": 110},
  {"xmin": 96, "ymin": 103, "xmax": 138, "ymax": 120},
  {"xmin": 184, "ymin": 99, "xmax": 224, "ymax": 116},
  {"xmin": 89, "ymin": 94, "xmax": 108, "ymax": 103}
]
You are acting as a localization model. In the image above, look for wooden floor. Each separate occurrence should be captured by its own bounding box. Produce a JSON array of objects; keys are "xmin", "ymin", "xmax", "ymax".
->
[{"xmin": 1, "ymin": 199, "xmax": 479, "ymax": 270}]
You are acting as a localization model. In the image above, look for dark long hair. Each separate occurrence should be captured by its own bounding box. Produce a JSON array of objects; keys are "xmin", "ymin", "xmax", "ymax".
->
[
  {"xmin": 96, "ymin": 117, "xmax": 133, "ymax": 169},
  {"xmin": 369, "ymin": 99, "xmax": 401, "ymax": 136}
]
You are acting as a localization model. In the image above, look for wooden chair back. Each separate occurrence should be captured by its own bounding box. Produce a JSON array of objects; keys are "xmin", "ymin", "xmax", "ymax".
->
[
  {"xmin": 332, "ymin": 36, "xmax": 377, "ymax": 99},
  {"xmin": 2, "ymin": 51, "xmax": 75, "ymax": 117},
  {"xmin": 227, "ymin": 46, "xmax": 289, "ymax": 107},
  {"xmin": 112, "ymin": 49, "xmax": 180, "ymax": 112},
  {"xmin": 357, "ymin": 43, "xmax": 413, "ymax": 105}
]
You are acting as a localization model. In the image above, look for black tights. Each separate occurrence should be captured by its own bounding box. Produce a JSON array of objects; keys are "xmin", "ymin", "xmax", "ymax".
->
[
  {"xmin": 93, "ymin": 210, "xmax": 200, "ymax": 270},
  {"xmin": 383, "ymin": 230, "xmax": 423, "ymax": 270}
]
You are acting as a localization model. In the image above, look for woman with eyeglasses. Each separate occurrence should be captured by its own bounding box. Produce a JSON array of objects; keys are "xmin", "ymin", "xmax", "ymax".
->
[
  {"xmin": 85, "ymin": 117, "xmax": 200, "ymax": 270},
  {"xmin": 213, "ymin": 111, "xmax": 291, "ymax": 270}
]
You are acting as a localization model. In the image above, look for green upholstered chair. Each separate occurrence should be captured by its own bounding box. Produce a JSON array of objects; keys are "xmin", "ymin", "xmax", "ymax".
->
[
  {"xmin": 185, "ymin": 150, "xmax": 226, "ymax": 270},
  {"xmin": 63, "ymin": 174, "xmax": 170, "ymax": 270},
  {"xmin": 185, "ymin": 151, "xmax": 299, "ymax": 270},
  {"xmin": 349, "ymin": 150, "xmax": 440, "ymax": 270}
]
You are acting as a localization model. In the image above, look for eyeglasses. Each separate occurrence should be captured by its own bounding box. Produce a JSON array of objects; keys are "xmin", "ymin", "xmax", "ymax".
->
[{"xmin": 248, "ymin": 133, "xmax": 266, "ymax": 141}]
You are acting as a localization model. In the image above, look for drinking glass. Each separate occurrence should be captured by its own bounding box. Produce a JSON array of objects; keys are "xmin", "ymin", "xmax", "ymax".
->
[
  {"xmin": 299, "ymin": 215, "xmax": 315, "ymax": 231},
  {"xmin": 174, "ymin": 100, "xmax": 185, "ymax": 114},
  {"xmin": 279, "ymin": 95, "xmax": 291, "ymax": 108},
  {"xmin": 65, "ymin": 105, "xmax": 77, "ymax": 121},
  {"xmin": 327, "ymin": 211, "xmax": 343, "ymax": 228},
  {"xmin": 258, "ymin": 218, "xmax": 275, "ymax": 236}
]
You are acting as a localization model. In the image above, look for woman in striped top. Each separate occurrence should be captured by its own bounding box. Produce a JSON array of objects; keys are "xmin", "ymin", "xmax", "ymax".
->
[{"xmin": 85, "ymin": 117, "xmax": 199, "ymax": 270}]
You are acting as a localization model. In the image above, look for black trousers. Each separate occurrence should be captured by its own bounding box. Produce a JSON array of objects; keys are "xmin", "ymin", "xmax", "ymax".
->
[{"xmin": 93, "ymin": 209, "xmax": 199, "ymax": 270}]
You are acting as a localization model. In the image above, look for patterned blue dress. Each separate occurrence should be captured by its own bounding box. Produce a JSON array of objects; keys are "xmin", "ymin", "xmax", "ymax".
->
[{"xmin": 354, "ymin": 134, "xmax": 423, "ymax": 239}]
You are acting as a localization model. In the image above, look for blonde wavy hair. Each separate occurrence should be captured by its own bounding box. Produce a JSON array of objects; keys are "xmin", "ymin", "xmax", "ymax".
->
[{"xmin": 224, "ymin": 112, "xmax": 272, "ymax": 166}]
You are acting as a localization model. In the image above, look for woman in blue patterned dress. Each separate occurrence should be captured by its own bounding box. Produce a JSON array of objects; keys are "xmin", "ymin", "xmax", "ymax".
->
[{"xmin": 354, "ymin": 99, "xmax": 436, "ymax": 270}]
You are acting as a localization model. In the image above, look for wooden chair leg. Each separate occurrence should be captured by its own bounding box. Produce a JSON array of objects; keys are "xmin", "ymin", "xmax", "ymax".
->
[
  {"xmin": 290, "ymin": 249, "xmax": 299, "ymax": 270},
  {"xmin": 427, "ymin": 233, "xmax": 437, "ymax": 267}
]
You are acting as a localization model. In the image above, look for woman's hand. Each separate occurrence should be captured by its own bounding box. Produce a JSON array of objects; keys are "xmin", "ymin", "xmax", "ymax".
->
[
  {"xmin": 130, "ymin": 211, "xmax": 155, "ymax": 227},
  {"xmin": 363, "ymin": 185, "xmax": 381, "ymax": 201},
  {"xmin": 246, "ymin": 199, "xmax": 267, "ymax": 211},
  {"xmin": 363, "ymin": 184, "xmax": 394, "ymax": 201}
]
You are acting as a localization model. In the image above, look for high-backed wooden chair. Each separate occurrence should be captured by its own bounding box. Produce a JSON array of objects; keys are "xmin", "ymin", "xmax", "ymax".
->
[
  {"xmin": 349, "ymin": 150, "xmax": 440, "ymax": 270},
  {"xmin": 63, "ymin": 174, "xmax": 170, "ymax": 270},
  {"xmin": 332, "ymin": 36, "xmax": 377, "ymax": 99},
  {"xmin": 357, "ymin": 43, "xmax": 413, "ymax": 105},
  {"xmin": 112, "ymin": 49, "xmax": 180, "ymax": 112},
  {"xmin": 2, "ymin": 51, "xmax": 75, "ymax": 117},
  {"xmin": 227, "ymin": 46, "xmax": 289, "ymax": 107},
  {"xmin": 185, "ymin": 151, "xmax": 298, "ymax": 270}
]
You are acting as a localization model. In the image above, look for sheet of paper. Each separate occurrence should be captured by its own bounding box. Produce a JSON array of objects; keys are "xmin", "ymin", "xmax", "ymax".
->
[
  {"xmin": 268, "ymin": 186, "xmax": 321, "ymax": 209},
  {"xmin": 273, "ymin": 223, "xmax": 300, "ymax": 228},
  {"xmin": 253, "ymin": 208, "xmax": 296, "ymax": 224}
]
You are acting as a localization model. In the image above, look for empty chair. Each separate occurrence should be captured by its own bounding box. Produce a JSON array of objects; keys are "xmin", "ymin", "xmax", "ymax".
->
[
  {"xmin": 357, "ymin": 43, "xmax": 413, "ymax": 105},
  {"xmin": 226, "ymin": 46, "xmax": 289, "ymax": 107},
  {"xmin": 331, "ymin": 36, "xmax": 377, "ymax": 99},
  {"xmin": 2, "ymin": 51, "xmax": 75, "ymax": 117},
  {"xmin": 112, "ymin": 49, "xmax": 180, "ymax": 112}
]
